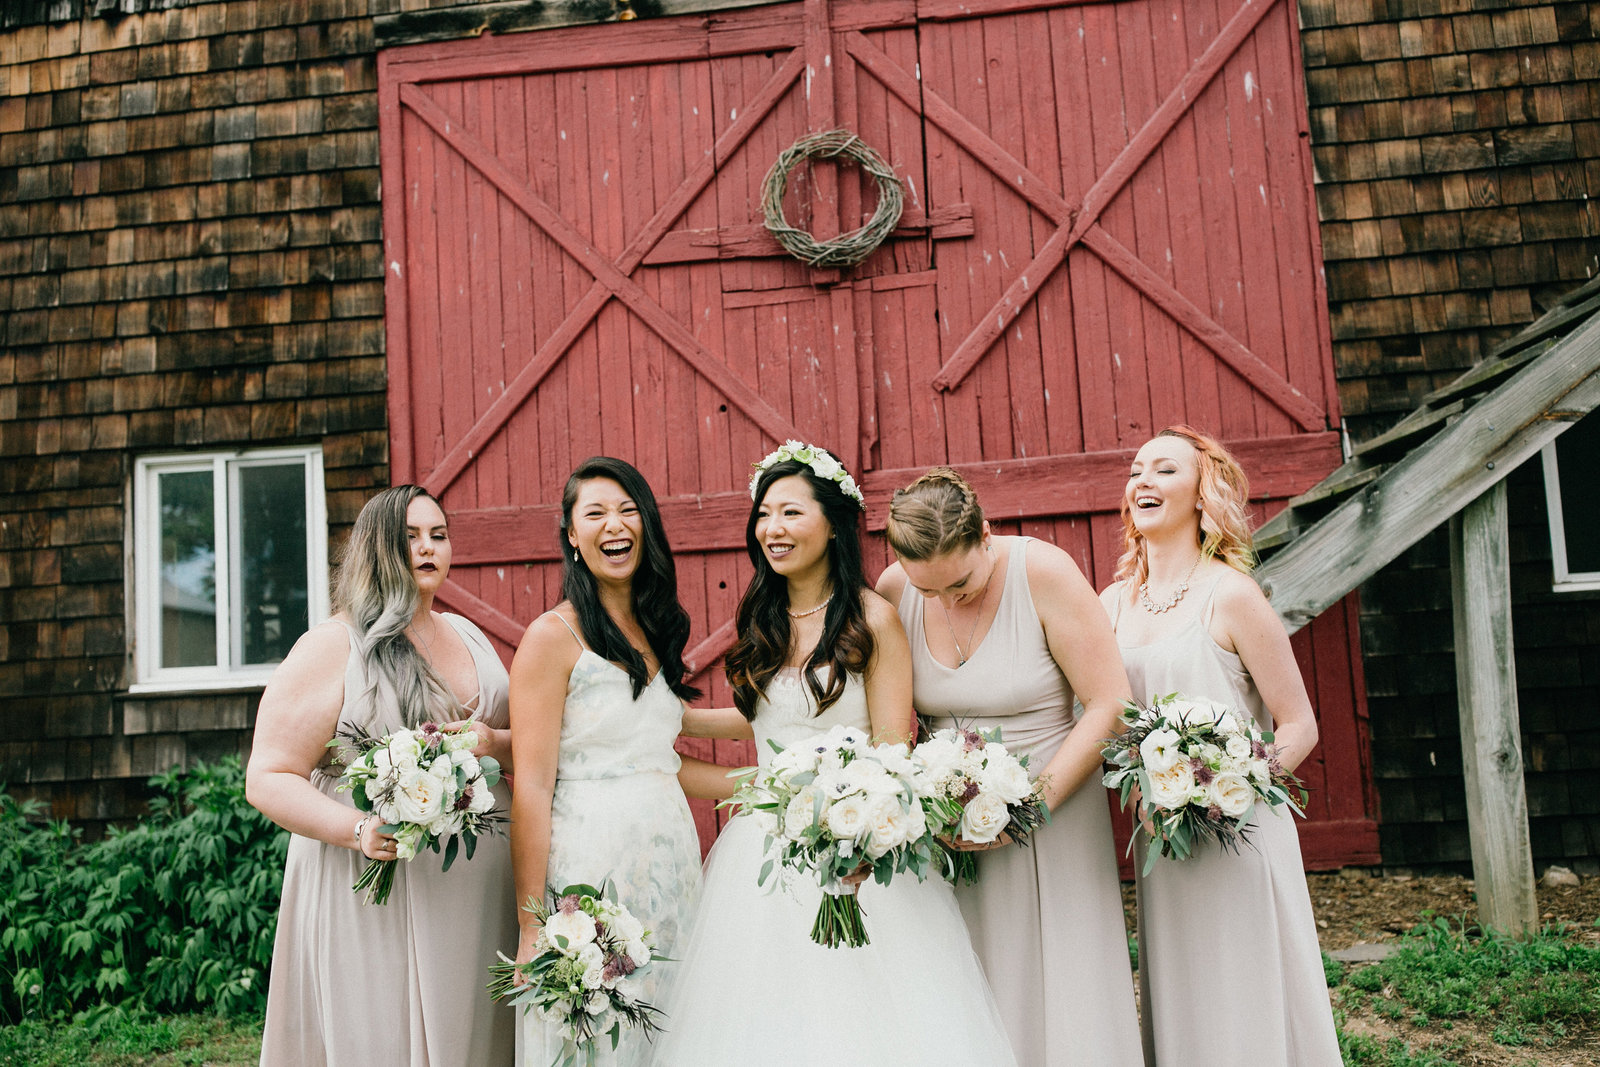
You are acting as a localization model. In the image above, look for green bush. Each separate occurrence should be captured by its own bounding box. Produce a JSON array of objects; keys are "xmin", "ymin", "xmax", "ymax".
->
[{"xmin": 0, "ymin": 758, "xmax": 288, "ymax": 1023}]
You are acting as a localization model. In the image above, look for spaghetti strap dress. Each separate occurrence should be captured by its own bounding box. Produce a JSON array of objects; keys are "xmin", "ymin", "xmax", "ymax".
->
[
  {"xmin": 260, "ymin": 613, "xmax": 517, "ymax": 1067},
  {"xmin": 1111, "ymin": 576, "xmax": 1341, "ymax": 1067},
  {"xmin": 516, "ymin": 615, "xmax": 702, "ymax": 1067},
  {"xmin": 902, "ymin": 536, "xmax": 1142, "ymax": 1067},
  {"xmin": 649, "ymin": 666, "xmax": 1017, "ymax": 1066}
]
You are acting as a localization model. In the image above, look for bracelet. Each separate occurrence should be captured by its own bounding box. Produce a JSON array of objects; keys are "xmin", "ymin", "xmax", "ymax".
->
[{"xmin": 353, "ymin": 814, "xmax": 371, "ymax": 849}]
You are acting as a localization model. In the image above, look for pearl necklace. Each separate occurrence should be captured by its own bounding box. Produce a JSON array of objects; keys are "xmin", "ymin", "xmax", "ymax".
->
[
  {"xmin": 788, "ymin": 593, "xmax": 833, "ymax": 619},
  {"xmin": 1138, "ymin": 554, "xmax": 1203, "ymax": 615}
]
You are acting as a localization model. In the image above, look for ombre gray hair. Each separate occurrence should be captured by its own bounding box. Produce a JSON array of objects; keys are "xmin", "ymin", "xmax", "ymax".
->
[{"xmin": 334, "ymin": 485, "xmax": 461, "ymax": 728}]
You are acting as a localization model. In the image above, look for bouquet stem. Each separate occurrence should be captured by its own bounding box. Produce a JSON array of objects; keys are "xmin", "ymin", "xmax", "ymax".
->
[
  {"xmin": 354, "ymin": 857, "xmax": 397, "ymax": 905},
  {"xmin": 811, "ymin": 889, "xmax": 869, "ymax": 948}
]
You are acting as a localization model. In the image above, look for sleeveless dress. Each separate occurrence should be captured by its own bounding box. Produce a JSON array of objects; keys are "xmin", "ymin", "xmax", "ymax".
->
[
  {"xmin": 261, "ymin": 613, "xmax": 517, "ymax": 1067},
  {"xmin": 902, "ymin": 536, "xmax": 1143, "ymax": 1067},
  {"xmin": 517, "ymin": 619, "xmax": 702, "ymax": 1067},
  {"xmin": 650, "ymin": 666, "xmax": 1018, "ymax": 1066},
  {"xmin": 1110, "ymin": 575, "xmax": 1341, "ymax": 1066}
]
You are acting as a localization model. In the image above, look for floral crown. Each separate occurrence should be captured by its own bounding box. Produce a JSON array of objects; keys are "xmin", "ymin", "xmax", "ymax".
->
[{"xmin": 749, "ymin": 441, "xmax": 865, "ymax": 509}]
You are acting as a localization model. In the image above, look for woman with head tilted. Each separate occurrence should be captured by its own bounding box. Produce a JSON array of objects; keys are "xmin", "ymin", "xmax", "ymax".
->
[
  {"xmin": 249, "ymin": 485, "xmax": 516, "ymax": 1066},
  {"xmin": 1104, "ymin": 427, "xmax": 1339, "ymax": 1066},
  {"xmin": 654, "ymin": 444, "xmax": 1017, "ymax": 1067},
  {"xmin": 507, "ymin": 457, "xmax": 712, "ymax": 1067},
  {"xmin": 877, "ymin": 468, "xmax": 1142, "ymax": 1067}
]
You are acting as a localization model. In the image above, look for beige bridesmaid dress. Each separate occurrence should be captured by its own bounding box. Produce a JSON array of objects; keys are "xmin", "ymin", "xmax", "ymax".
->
[
  {"xmin": 903, "ymin": 536, "xmax": 1143, "ymax": 1067},
  {"xmin": 1111, "ymin": 575, "xmax": 1342, "ymax": 1066},
  {"xmin": 260, "ymin": 613, "xmax": 517, "ymax": 1067}
]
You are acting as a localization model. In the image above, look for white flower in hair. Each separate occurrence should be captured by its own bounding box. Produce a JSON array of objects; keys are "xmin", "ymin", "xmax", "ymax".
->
[{"xmin": 749, "ymin": 441, "xmax": 867, "ymax": 508}]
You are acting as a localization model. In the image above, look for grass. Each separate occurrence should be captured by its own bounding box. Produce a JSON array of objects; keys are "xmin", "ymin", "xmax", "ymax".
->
[
  {"xmin": 1328, "ymin": 915, "xmax": 1600, "ymax": 1065},
  {"xmin": 0, "ymin": 1009, "xmax": 261, "ymax": 1067}
]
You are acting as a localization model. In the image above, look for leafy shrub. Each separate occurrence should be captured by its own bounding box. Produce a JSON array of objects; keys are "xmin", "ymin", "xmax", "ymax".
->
[{"xmin": 0, "ymin": 758, "xmax": 288, "ymax": 1022}]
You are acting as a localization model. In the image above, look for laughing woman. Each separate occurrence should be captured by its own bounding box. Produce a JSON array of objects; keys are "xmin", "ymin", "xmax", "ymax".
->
[
  {"xmin": 248, "ymin": 485, "xmax": 516, "ymax": 1066},
  {"xmin": 1104, "ymin": 427, "xmax": 1340, "ymax": 1066},
  {"xmin": 508, "ymin": 457, "xmax": 714, "ymax": 1067}
]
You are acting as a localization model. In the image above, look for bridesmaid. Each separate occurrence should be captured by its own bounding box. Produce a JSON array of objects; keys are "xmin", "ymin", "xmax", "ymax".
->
[
  {"xmin": 248, "ymin": 485, "xmax": 516, "ymax": 1066},
  {"xmin": 877, "ymin": 468, "xmax": 1142, "ymax": 1067},
  {"xmin": 508, "ymin": 457, "xmax": 718, "ymax": 1067},
  {"xmin": 1103, "ymin": 426, "xmax": 1340, "ymax": 1066}
]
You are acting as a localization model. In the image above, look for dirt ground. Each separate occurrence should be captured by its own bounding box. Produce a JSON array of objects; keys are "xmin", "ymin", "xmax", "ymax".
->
[{"xmin": 1122, "ymin": 869, "xmax": 1600, "ymax": 1066}]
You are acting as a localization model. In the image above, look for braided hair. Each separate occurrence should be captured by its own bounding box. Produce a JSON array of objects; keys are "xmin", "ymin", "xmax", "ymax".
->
[{"xmin": 884, "ymin": 466, "xmax": 986, "ymax": 560}]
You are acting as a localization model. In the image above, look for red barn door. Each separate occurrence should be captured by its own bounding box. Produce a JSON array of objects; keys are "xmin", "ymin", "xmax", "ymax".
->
[{"xmin": 378, "ymin": 0, "xmax": 1379, "ymax": 866}]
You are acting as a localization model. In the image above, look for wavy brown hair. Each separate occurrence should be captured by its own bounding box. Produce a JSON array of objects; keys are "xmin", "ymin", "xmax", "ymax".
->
[
  {"xmin": 1115, "ymin": 425, "xmax": 1256, "ymax": 589},
  {"xmin": 725, "ymin": 457, "xmax": 874, "ymax": 720}
]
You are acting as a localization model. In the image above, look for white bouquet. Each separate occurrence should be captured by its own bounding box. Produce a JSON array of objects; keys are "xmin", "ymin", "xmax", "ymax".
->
[
  {"xmin": 913, "ymin": 725, "xmax": 1048, "ymax": 884},
  {"xmin": 332, "ymin": 720, "xmax": 503, "ymax": 904},
  {"xmin": 722, "ymin": 724, "xmax": 939, "ymax": 948},
  {"xmin": 1101, "ymin": 692, "xmax": 1306, "ymax": 876},
  {"xmin": 487, "ymin": 882, "xmax": 664, "ymax": 1067}
]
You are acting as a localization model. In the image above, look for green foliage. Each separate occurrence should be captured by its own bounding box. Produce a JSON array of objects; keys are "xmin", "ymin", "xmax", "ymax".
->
[
  {"xmin": 0, "ymin": 1008, "xmax": 262, "ymax": 1066},
  {"xmin": 1332, "ymin": 915, "xmax": 1600, "ymax": 1051},
  {"xmin": 0, "ymin": 759, "xmax": 288, "ymax": 1023},
  {"xmin": 1322, "ymin": 950, "xmax": 1342, "ymax": 988}
]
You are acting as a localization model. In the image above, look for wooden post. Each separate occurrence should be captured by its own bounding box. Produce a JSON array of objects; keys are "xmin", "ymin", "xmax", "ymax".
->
[{"xmin": 1449, "ymin": 481, "xmax": 1538, "ymax": 936}]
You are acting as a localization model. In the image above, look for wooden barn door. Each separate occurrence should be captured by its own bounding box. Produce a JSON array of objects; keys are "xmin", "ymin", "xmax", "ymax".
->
[{"xmin": 378, "ymin": 0, "xmax": 1380, "ymax": 865}]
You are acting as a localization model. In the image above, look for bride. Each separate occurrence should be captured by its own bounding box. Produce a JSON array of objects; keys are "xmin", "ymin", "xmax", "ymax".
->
[{"xmin": 651, "ymin": 443, "xmax": 1018, "ymax": 1066}]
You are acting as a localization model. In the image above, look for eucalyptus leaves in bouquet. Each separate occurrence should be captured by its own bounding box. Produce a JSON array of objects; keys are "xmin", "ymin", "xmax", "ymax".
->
[{"xmin": 1102, "ymin": 693, "xmax": 1306, "ymax": 876}]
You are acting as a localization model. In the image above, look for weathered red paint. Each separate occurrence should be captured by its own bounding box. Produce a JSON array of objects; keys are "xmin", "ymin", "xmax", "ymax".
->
[{"xmin": 378, "ymin": 0, "xmax": 1379, "ymax": 867}]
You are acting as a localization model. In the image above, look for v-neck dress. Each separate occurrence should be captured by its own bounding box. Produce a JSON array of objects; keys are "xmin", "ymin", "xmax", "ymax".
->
[
  {"xmin": 1111, "ymin": 577, "xmax": 1341, "ymax": 1066},
  {"xmin": 902, "ymin": 536, "xmax": 1142, "ymax": 1067},
  {"xmin": 261, "ymin": 612, "xmax": 517, "ymax": 1067},
  {"xmin": 516, "ymin": 627, "xmax": 702, "ymax": 1067}
]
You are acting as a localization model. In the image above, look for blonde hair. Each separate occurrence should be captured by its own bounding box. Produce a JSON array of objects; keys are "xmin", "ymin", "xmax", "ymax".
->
[
  {"xmin": 1115, "ymin": 426, "xmax": 1256, "ymax": 588},
  {"xmin": 886, "ymin": 467, "xmax": 985, "ymax": 560}
]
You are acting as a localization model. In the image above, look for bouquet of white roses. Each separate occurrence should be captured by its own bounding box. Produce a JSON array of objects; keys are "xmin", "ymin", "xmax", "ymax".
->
[
  {"xmin": 1101, "ymin": 693, "xmax": 1306, "ymax": 876},
  {"xmin": 487, "ymin": 882, "xmax": 664, "ymax": 1067},
  {"xmin": 332, "ymin": 720, "xmax": 503, "ymax": 905},
  {"xmin": 913, "ymin": 725, "xmax": 1049, "ymax": 884},
  {"xmin": 723, "ymin": 724, "xmax": 939, "ymax": 948}
]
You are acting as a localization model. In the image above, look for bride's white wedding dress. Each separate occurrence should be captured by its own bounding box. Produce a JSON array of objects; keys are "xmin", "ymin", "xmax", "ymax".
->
[{"xmin": 649, "ymin": 667, "xmax": 1018, "ymax": 1066}]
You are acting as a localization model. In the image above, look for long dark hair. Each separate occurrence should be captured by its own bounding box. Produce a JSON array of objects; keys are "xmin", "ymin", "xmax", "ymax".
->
[
  {"xmin": 725, "ymin": 457, "xmax": 874, "ymax": 720},
  {"xmin": 560, "ymin": 457, "xmax": 700, "ymax": 701}
]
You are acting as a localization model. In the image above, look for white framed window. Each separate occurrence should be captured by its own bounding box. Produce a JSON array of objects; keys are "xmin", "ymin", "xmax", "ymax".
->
[
  {"xmin": 132, "ymin": 446, "xmax": 330, "ymax": 691},
  {"xmin": 1541, "ymin": 410, "xmax": 1600, "ymax": 593}
]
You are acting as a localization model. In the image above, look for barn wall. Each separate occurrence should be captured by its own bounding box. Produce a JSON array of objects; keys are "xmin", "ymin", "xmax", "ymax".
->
[
  {"xmin": 1303, "ymin": 0, "xmax": 1600, "ymax": 870},
  {"xmin": 0, "ymin": 0, "xmax": 388, "ymax": 827}
]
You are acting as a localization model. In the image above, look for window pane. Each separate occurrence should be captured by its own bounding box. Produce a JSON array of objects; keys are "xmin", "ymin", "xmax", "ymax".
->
[
  {"xmin": 159, "ymin": 470, "xmax": 217, "ymax": 668},
  {"xmin": 1555, "ymin": 411, "xmax": 1600, "ymax": 574},
  {"xmin": 238, "ymin": 463, "xmax": 310, "ymax": 666}
]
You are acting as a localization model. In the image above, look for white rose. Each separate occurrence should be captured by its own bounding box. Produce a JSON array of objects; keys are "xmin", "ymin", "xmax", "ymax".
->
[
  {"xmin": 364, "ymin": 776, "xmax": 387, "ymax": 803},
  {"xmin": 609, "ymin": 910, "xmax": 644, "ymax": 944},
  {"xmin": 959, "ymin": 791, "xmax": 1008, "ymax": 843},
  {"xmin": 369, "ymin": 748, "xmax": 394, "ymax": 778},
  {"xmin": 387, "ymin": 733, "xmax": 423, "ymax": 769},
  {"xmin": 1225, "ymin": 733, "xmax": 1252, "ymax": 761},
  {"xmin": 810, "ymin": 452, "xmax": 842, "ymax": 480},
  {"xmin": 769, "ymin": 746, "xmax": 817, "ymax": 778},
  {"xmin": 428, "ymin": 810, "xmax": 464, "ymax": 839},
  {"xmin": 543, "ymin": 909, "xmax": 597, "ymax": 951},
  {"xmin": 1214, "ymin": 710, "xmax": 1242, "ymax": 736},
  {"xmin": 391, "ymin": 768, "xmax": 447, "ymax": 824},
  {"xmin": 864, "ymin": 795, "xmax": 909, "ymax": 857},
  {"xmin": 1250, "ymin": 758, "xmax": 1271, "ymax": 785},
  {"xmin": 982, "ymin": 742, "xmax": 1010, "ymax": 763},
  {"xmin": 625, "ymin": 938, "xmax": 651, "ymax": 967},
  {"xmin": 825, "ymin": 794, "xmax": 869, "ymax": 842},
  {"xmin": 854, "ymin": 762, "xmax": 904, "ymax": 797},
  {"xmin": 783, "ymin": 787, "xmax": 820, "ymax": 835},
  {"xmin": 1138, "ymin": 728, "xmax": 1184, "ymax": 775},
  {"xmin": 1196, "ymin": 743, "xmax": 1224, "ymax": 767},
  {"xmin": 468, "ymin": 786, "xmax": 494, "ymax": 814},
  {"xmin": 1208, "ymin": 773, "xmax": 1256, "ymax": 819},
  {"xmin": 1146, "ymin": 760, "xmax": 1196, "ymax": 811},
  {"xmin": 874, "ymin": 743, "xmax": 918, "ymax": 779},
  {"xmin": 914, "ymin": 738, "xmax": 964, "ymax": 785},
  {"xmin": 838, "ymin": 474, "xmax": 860, "ymax": 501},
  {"xmin": 577, "ymin": 944, "xmax": 605, "ymax": 988},
  {"xmin": 981, "ymin": 758, "xmax": 1033, "ymax": 805}
]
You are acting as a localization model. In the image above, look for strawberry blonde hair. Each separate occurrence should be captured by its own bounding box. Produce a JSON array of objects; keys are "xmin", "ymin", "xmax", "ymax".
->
[{"xmin": 1114, "ymin": 425, "xmax": 1256, "ymax": 588}]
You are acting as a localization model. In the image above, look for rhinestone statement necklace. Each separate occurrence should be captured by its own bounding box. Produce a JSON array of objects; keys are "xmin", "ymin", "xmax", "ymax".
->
[{"xmin": 1138, "ymin": 553, "xmax": 1203, "ymax": 615}]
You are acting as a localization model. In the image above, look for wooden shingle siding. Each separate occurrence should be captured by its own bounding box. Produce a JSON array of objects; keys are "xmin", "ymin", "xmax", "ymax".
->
[
  {"xmin": 0, "ymin": 0, "xmax": 388, "ymax": 829},
  {"xmin": 1305, "ymin": 0, "xmax": 1600, "ymax": 441}
]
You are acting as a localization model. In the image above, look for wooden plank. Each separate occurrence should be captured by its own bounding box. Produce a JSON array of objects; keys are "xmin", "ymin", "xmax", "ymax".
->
[
  {"xmin": 1257, "ymin": 312, "xmax": 1600, "ymax": 633},
  {"xmin": 1449, "ymin": 483, "xmax": 1537, "ymax": 935},
  {"xmin": 1422, "ymin": 339, "xmax": 1551, "ymax": 409},
  {"xmin": 861, "ymin": 431, "xmax": 1341, "ymax": 529},
  {"xmin": 640, "ymin": 204, "xmax": 974, "ymax": 265},
  {"xmin": 378, "ymin": 53, "xmax": 417, "ymax": 483},
  {"xmin": 1283, "ymin": 462, "xmax": 1380, "ymax": 510},
  {"xmin": 1350, "ymin": 399, "xmax": 1464, "ymax": 459}
]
